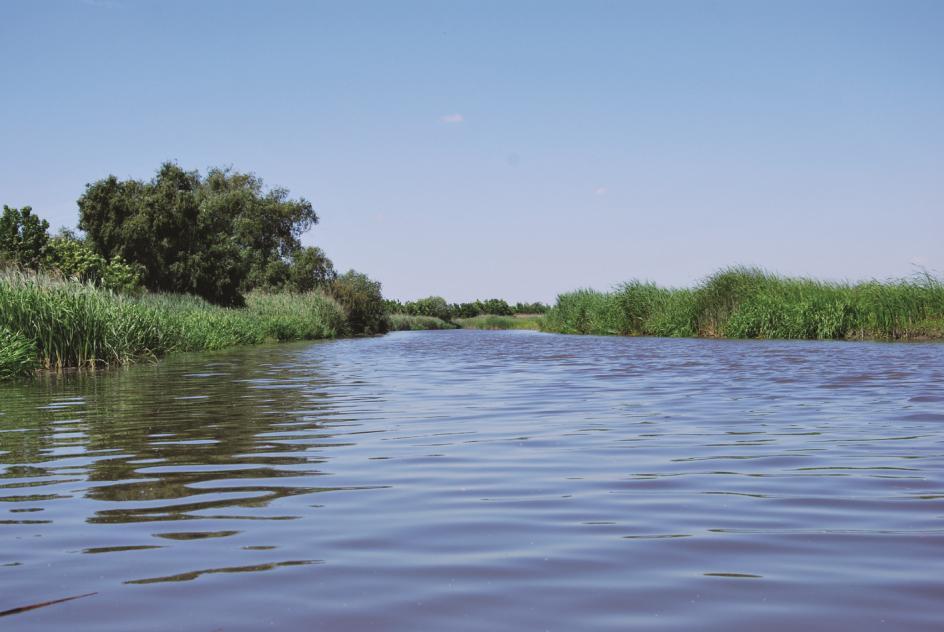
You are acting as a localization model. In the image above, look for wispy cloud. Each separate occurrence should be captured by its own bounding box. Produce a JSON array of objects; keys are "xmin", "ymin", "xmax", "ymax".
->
[
  {"xmin": 594, "ymin": 186, "xmax": 608, "ymax": 196},
  {"xmin": 440, "ymin": 113, "xmax": 464, "ymax": 124}
]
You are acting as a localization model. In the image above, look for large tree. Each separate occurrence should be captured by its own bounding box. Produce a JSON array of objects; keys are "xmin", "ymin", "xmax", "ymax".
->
[{"xmin": 78, "ymin": 163, "xmax": 319, "ymax": 305}]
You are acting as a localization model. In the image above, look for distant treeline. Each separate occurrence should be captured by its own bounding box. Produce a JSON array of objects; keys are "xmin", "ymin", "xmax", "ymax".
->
[
  {"xmin": 542, "ymin": 267, "xmax": 944, "ymax": 341},
  {"xmin": 384, "ymin": 296, "xmax": 549, "ymax": 321}
]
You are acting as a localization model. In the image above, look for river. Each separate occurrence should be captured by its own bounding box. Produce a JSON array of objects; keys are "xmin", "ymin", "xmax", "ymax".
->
[{"xmin": 2, "ymin": 330, "xmax": 943, "ymax": 630}]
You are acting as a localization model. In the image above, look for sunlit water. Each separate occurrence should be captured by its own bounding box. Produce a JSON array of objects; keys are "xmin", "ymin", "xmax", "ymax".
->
[{"xmin": 2, "ymin": 330, "xmax": 943, "ymax": 630}]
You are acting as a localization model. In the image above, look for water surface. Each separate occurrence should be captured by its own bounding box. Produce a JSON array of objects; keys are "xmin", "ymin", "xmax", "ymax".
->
[{"xmin": 2, "ymin": 330, "xmax": 943, "ymax": 630}]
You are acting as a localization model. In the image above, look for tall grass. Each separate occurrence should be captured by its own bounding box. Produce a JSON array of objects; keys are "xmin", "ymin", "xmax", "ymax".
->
[
  {"xmin": 0, "ymin": 327, "xmax": 37, "ymax": 379},
  {"xmin": 454, "ymin": 314, "xmax": 544, "ymax": 331},
  {"xmin": 542, "ymin": 267, "xmax": 944, "ymax": 341},
  {"xmin": 388, "ymin": 313, "xmax": 457, "ymax": 331},
  {"xmin": 0, "ymin": 270, "xmax": 347, "ymax": 376}
]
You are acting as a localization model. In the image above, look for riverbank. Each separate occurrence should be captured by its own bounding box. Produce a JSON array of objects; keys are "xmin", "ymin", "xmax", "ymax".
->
[
  {"xmin": 542, "ymin": 267, "xmax": 944, "ymax": 341},
  {"xmin": 0, "ymin": 271, "xmax": 351, "ymax": 379},
  {"xmin": 388, "ymin": 313, "xmax": 457, "ymax": 331},
  {"xmin": 454, "ymin": 314, "xmax": 544, "ymax": 330}
]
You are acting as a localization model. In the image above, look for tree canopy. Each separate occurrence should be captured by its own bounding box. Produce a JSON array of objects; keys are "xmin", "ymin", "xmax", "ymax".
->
[
  {"xmin": 78, "ymin": 163, "xmax": 321, "ymax": 305},
  {"xmin": 0, "ymin": 205, "xmax": 49, "ymax": 269}
]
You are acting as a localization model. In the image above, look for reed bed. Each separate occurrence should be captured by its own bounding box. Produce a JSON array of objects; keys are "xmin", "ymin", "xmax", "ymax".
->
[
  {"xmin": 542, "ymin": 267, "xmax": 944, "ymax": 341},
  {"xmin": 0, "ymin": 270, "xmax": 347, "ymax": 377},
  {"xmin": 388, "ymin": 314, "xmax": 457, "ymax": 331},
  {"xmin": 454, "ymin": 314, "xmax": 544, "ymax": 330}
]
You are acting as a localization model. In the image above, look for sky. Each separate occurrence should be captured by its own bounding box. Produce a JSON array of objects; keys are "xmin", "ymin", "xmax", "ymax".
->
[{"xmin": 1, "ymin": 0, "xmax": 942, "ymax": 303}]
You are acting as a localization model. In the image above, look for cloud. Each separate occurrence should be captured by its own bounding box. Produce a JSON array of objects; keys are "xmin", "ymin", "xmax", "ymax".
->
[
  {"xmin": 594, "ymin": 186, "xmax": 608, "ymax": 196},
  {"xmin": 440, "ymin": 113, "xmax": 464, "ymax": 124}
]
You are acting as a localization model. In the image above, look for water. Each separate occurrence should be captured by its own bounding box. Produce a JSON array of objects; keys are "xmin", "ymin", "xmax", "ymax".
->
[{"xmin": 2, "ymin": 330, "xmax": 943, "ymax": 630}]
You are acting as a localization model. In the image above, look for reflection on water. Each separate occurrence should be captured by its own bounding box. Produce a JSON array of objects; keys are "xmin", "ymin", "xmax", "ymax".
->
[{"xmin": 2, "ymin": 331, "xmax": 944, "ymax": 630}]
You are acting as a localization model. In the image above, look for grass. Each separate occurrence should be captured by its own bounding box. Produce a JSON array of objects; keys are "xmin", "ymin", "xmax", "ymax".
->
[
  {"xmin": 0, "ymin": 327, "xmax": 37, "ymax": 379},
  {"xmin": 388, "ymin": 313, "xmax": 457, "ymax": 331},
  {"xmin": 0, "ymin": 270, "xmax": 348, "ymax": 377},
  {"xmin": 454, "ymin": 314, "xmax": 544, "ymax": 330},
  {"xmin": 542, "ymin": 267, "xmax": 944, "ymax": 341}
]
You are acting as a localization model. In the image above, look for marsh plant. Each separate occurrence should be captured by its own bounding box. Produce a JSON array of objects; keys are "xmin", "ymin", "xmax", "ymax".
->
[
  {"xmin": 542, "ymin": 267, "xmax": 944, "ymax": 341},
  {"xmin": 0, "ymin": 270, "xmax": 349, "ymax": 377}
]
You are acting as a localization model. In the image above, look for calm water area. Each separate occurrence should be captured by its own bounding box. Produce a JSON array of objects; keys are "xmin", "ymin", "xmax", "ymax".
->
[{"xmin": 1, "ymin": 330, "xmax": 943, "ymax": 630}]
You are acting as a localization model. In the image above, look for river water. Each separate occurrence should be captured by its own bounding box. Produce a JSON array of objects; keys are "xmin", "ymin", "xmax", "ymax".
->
[{"xmin": 1, "ymin": 330, "xmax": 943, "ymax": 630}]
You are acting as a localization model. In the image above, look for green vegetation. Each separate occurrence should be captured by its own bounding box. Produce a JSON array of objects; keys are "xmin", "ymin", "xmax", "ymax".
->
[
  {"xmin": 542, "ymin": 267, "xmax": 944, "ymax": 341},
  {"xmin": 454, "ymin": 314, "xmax": 544, "ymax": 330},
  {"xmin": 1, "ymin": 205, "xmax": 50, "ymax": 269},
  {"xmin": 1, "ymin": 162, "xmax": 393, "ymax": 380},
  {"xmin": 388, "ymin": 314, "xmax": 457, "ymax": 331},
  {"xmin": 0, "ymin": 326, "xmax": 37, "ymax": 379},
  {"xmin": 385, "ymin": 296, "xmax": 550, "ymax": 321},
  {"xmin": 77, "ymin": 163, "xmax": 332, "ymax": 305},
  {"xmin": 0, "ymin": 270, "xmax": 349, "ymax": 375},
  {"xmin": 329, "ymin": 271, "xmax": 389, "ymax": 336},
  {"xmin": 382, "ymin": 296, "xmax": 549, "ymax": 332}
]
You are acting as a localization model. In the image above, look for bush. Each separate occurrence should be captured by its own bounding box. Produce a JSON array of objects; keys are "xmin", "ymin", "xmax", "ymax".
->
[
  {"xmin": 329, "ymin": 270, "xmax": 389, "ymax": 335},
  {"xmin": 405, "ymin": 296, "xmax": 452, "ymax": 321},
  {"xmin": 45, "ymin": 234, "xmax": 144, "ymax": 294}
]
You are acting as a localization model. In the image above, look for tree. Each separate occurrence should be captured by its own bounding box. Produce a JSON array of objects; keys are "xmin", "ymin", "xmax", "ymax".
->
[
  {"xmin": 78, "ymin": 163, "xmax": 319, "ymax": 305},
  {"xmin": 286, "ymin": 246, "xmax": 336, "ymax": 293},
  {"xmin": 329, "ymin": 270, "xmax": 388, "ymax": 335},
  {"xmin": 406, "ymin": 296, "xmax": 452, "ymax": 320},
  {"xmin": 0, "ymin": 205, "xmax": 49, "ymax": 269}
]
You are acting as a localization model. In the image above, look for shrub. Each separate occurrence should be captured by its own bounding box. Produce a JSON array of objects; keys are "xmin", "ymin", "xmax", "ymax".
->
[
  {"xmin": 329, "ymin": 270, "xmax": 389, "ymax": 335},
  {"xmin": 45, "ymin": 234, "xmax": 144, "ymax": 294}
]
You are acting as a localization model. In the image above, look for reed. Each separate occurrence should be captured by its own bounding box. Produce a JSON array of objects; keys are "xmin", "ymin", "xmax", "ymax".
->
[
  {"xmin": 542, "ymin": 267, "xmax": 944, "ymax": 341},
  {"xmin": 0, "ymin": 327, "xmax": 37, "ymax": 379},
  {"xmin": 0, "ymin": 270, "xmax": 347, "ymax": 377},
  {"xmin": 454, "ymin": 314, "xmax": 544, "ymax": 330},
  {"xmin": 388, "ymin": 314, "xmax": 458, "ymax": 331}
]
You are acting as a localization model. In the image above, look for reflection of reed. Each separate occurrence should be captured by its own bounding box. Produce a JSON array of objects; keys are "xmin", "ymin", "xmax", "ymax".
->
[
  {"xmin": 0, "ymin": 342, "xmax": 359, "ymax": 533},
  {"xmin": 125, "ymin": 560, "xmax": 321, "ymax": 585}
]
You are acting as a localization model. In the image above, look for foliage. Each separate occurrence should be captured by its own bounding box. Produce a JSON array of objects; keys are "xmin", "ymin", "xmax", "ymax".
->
[
  {"xmin": 77, "ymin": 163, "xmax": 318, "ymax": 306},
  {"xmin": 542, "ymin": 267, "xmax": 944, "ymax": 340},
  {"xmin": 512, "ymin": 301, "xmax": 550, "ymax": 314},
  {"xmin": 285, "ymin": 246, "xmax": 336, "ymax": 293},
  {"xmin": 388, "ymin": 313, "xmax": 457, "ymax": 331},
  {"xmin": 0, "ymin": 205, "xmax": 49, "ymax": 269},
  {"xmin": 0, "ymin": 326, "xmax": 37, "ymax": 379},
  {"xmin": 45, "ymin": 233, "xmax": 144, "ymax": 294},
  {"xmin": 406, "ymin": 296, "xmax": 452, "ymax": 320},
  {"xmin": 0, "ymin": 270, "xmax": 346, "ymax": 375},
  {"xmin": 328, "ymin": 270, "xmax": 389, "ymax": 335},
  {"xmin": 451, "ymin": 298, "xmax": 513, "ymax": 317},
  {"xmin": 455, "ymin": 314, "xmax": 544, "ymax": 330},
  {"xmin": 389, "ymin": 296, "xmax": 531, "ymax": 320}
]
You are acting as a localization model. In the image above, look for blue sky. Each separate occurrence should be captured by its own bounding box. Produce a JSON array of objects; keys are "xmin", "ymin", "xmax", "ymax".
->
[{"xmin": 2, "ymin": 0, "xmax": 941, "ymax": 302}]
